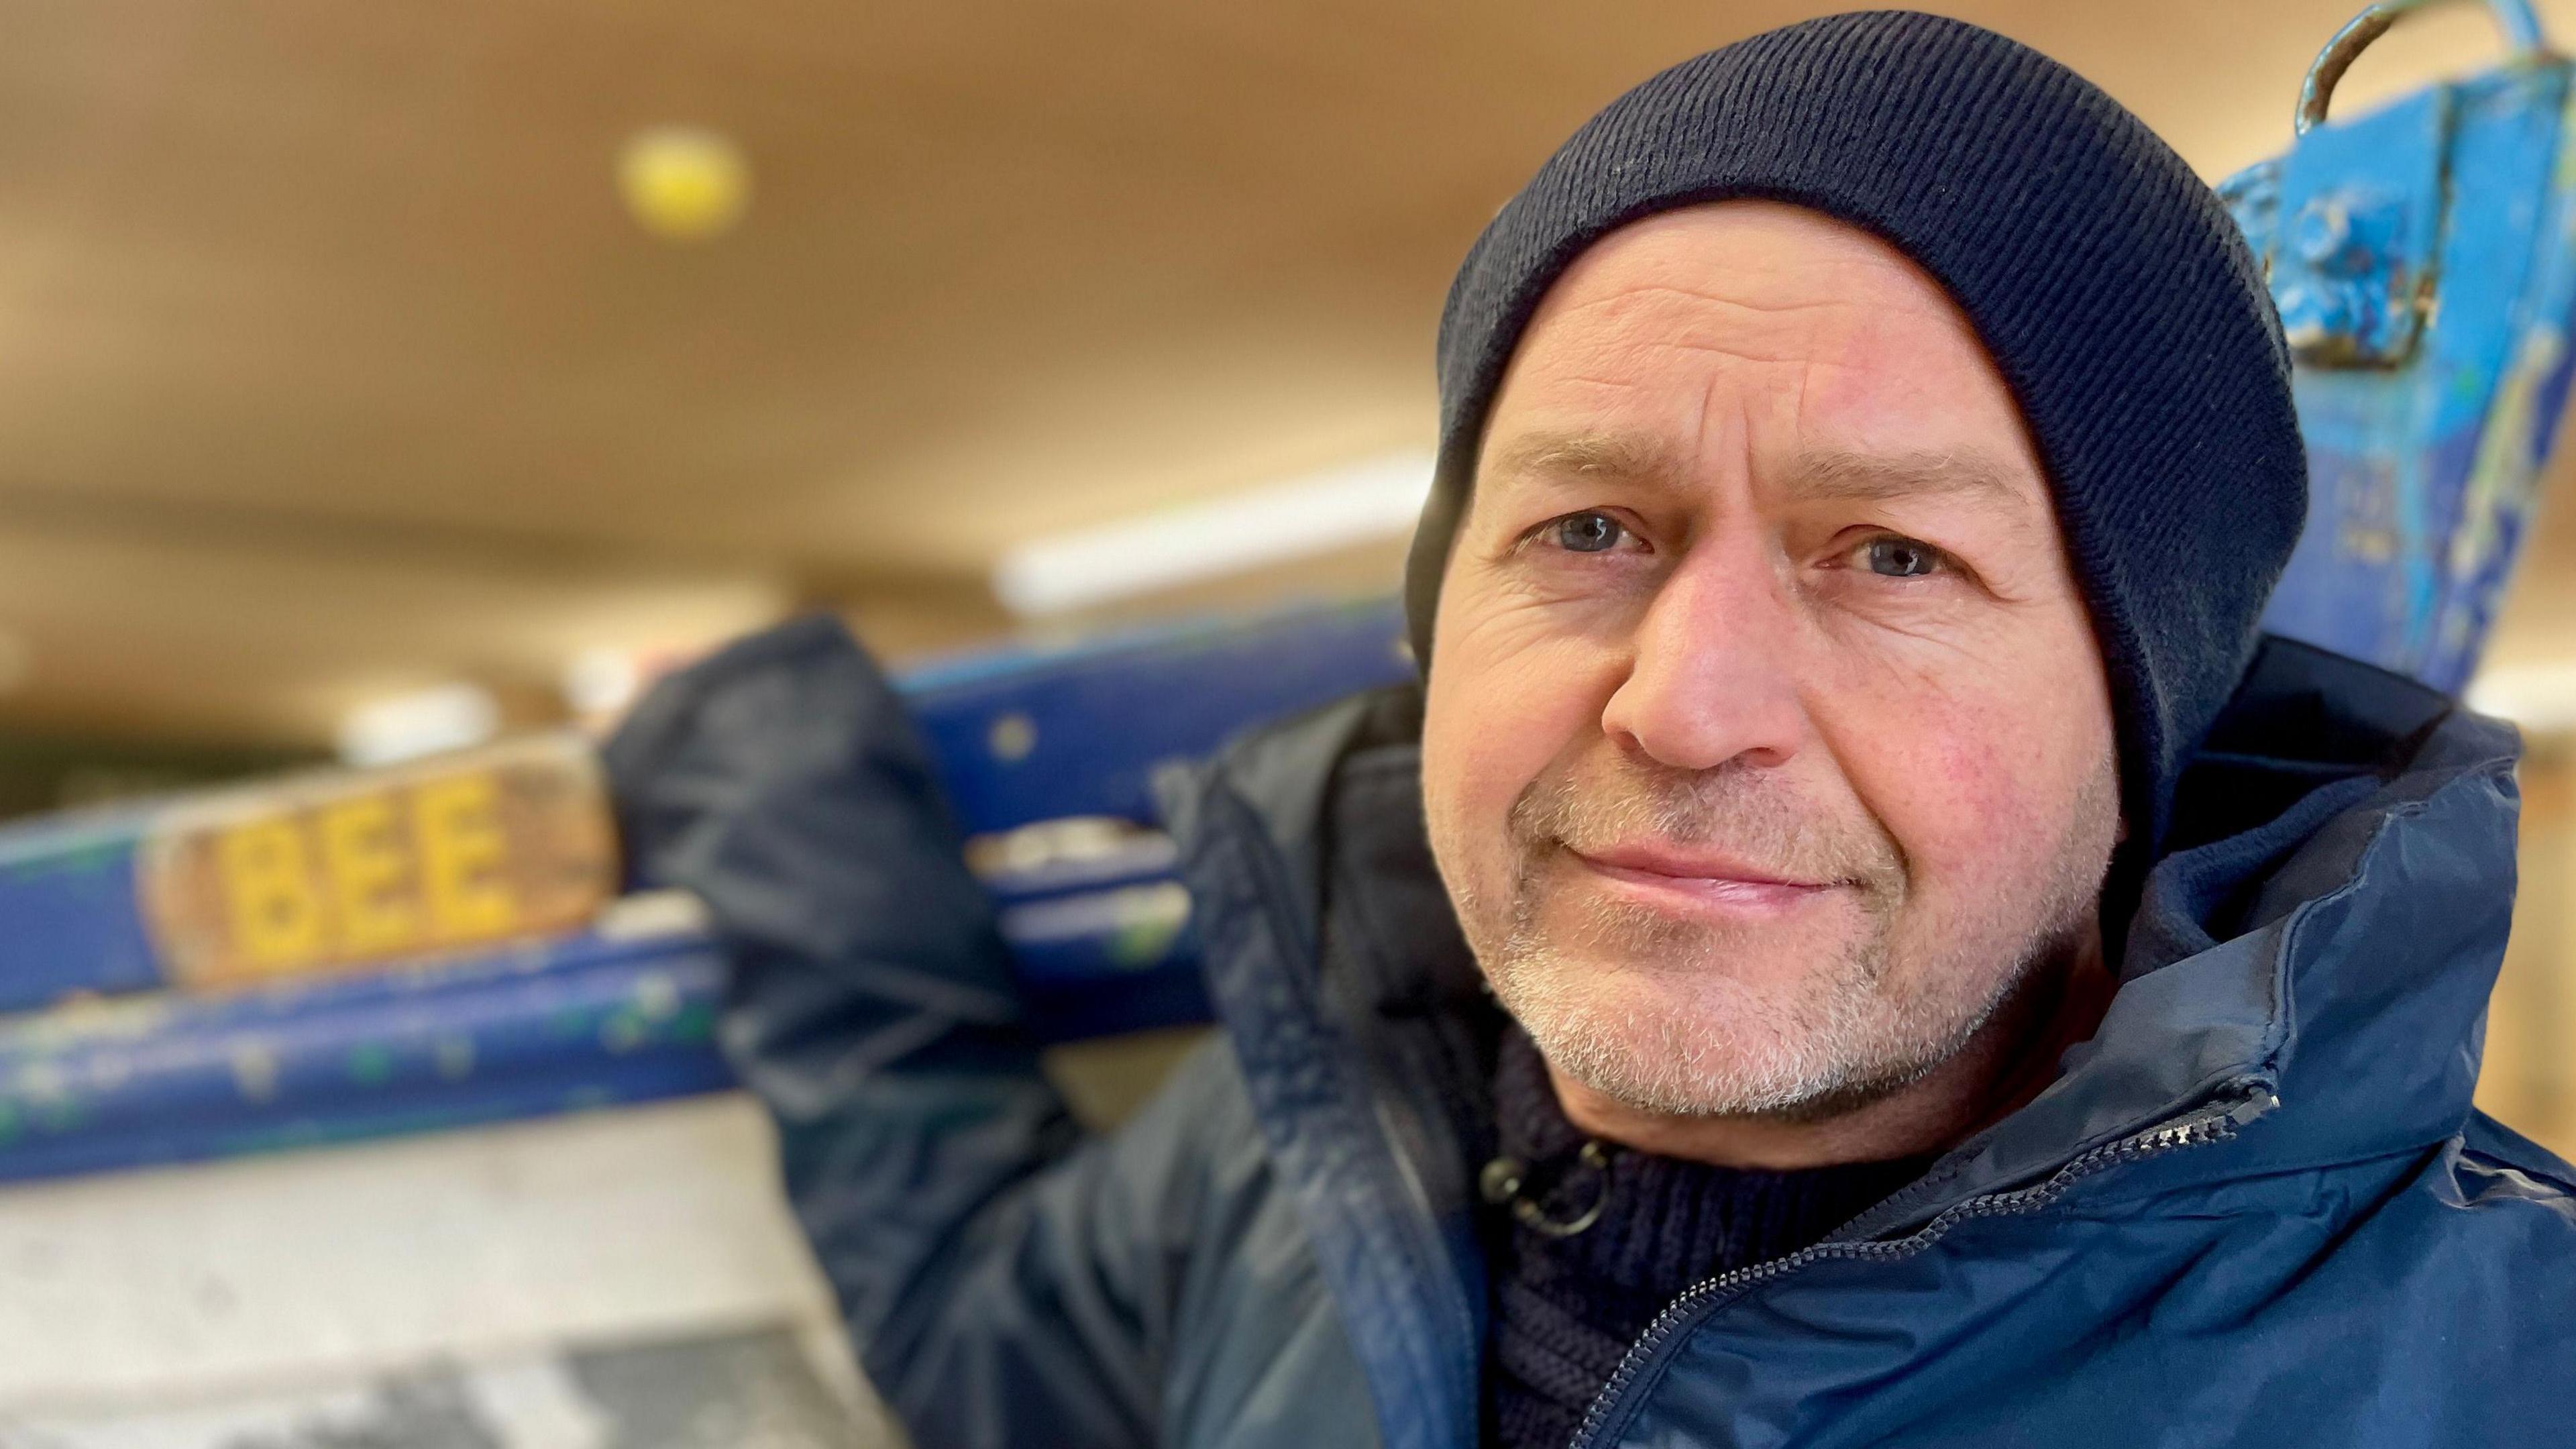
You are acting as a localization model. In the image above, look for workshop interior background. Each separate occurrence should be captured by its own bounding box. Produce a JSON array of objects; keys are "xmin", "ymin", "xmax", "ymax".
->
[{"xmin": 0, "ymin": 1, "xmax": 2572, "ymax": 1445}]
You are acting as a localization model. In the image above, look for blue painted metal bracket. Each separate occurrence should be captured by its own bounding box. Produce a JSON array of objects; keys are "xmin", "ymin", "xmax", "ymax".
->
[
  {"xmin": 2226, "ymin": 0, "xmax": 2576, "ymax": 690},
  {"xmin": 0, "ymin": 919, "xmax": 735, "ymax": 1181},
  {"xmin": 906, "ymin": 596, "xmax": 1412, "ymax": 835},
  {"xmin": 2269, "ymin": 84, "xmax": 2451, "ymax": 367},
  {"xmin": 0, "ymin": 600, "xmax": 1413, "ymax": 1179},
  {"xmin": 0, "ymin": 598, "xmax": 1413, "ymax": 1021}
]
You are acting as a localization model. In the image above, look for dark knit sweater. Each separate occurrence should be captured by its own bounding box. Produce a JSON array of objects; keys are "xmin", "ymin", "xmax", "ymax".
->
[{"xmin": 1482, "ymin": 1027, "xmax": 1931, "ymax": 1448}]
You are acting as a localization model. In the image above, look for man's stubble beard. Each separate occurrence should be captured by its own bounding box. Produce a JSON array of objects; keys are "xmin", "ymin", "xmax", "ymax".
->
[{"xmin": 1460, "ymin": 754, "xmax": 2116, "ymax": 1123}]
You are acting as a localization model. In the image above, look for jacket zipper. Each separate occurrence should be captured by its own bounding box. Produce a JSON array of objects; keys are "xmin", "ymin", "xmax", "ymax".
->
[{"xmin": 1565, "ymin": 1081, "xmax": 2282, "ymax": 1449}]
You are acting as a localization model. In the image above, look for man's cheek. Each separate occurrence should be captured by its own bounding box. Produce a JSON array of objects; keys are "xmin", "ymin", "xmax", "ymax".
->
[
  {"xmin": 1427, "ymin": 734, "xmax": 1524, "ymax": 883},
  {"xmin": 1432, "ymin": 624, "xmax": 1599, "ymax": 775},
  {"xmin": 1862, "ymin": 710, "xmax": 2043, "ymax": 880},
  {"xmin": 1428, "ymin": 659, "xmax": 1580, "ymax": 900},
  {"xmin": 1421, "ymin": 692, "xmax": 1515, "ymax": 906}
]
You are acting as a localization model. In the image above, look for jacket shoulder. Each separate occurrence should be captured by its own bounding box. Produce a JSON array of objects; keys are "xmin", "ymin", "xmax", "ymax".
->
[{"xmin": 2455, "ymin": 1111, "xmax": 2576, "ymax": 1206}]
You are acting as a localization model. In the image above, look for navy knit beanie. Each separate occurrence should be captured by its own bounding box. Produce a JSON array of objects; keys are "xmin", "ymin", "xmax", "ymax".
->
[{"xmin": 1404, "ymin": 10, "xmax": 2307, "ymax": 858}]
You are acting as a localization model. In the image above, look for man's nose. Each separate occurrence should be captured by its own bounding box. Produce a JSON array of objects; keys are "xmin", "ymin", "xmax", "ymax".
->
[{"xmin": 1598, "ymin": 544, "xmax": 1805, "ymax": 773}]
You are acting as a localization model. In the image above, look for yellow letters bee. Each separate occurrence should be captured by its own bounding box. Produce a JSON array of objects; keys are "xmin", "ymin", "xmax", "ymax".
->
[{"xmin": 140, "ymin": 737, "xmax": 619, "ymax": 987}]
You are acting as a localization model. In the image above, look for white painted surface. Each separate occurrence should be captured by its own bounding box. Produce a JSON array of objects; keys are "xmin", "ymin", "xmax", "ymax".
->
[
  {"xmin": 5, "ymin": 1356, "xmax": 616, "ymax": 1448},
  {"xmin": 989, "ymin": 449, "xmax": 1434, "ymax": 616},
  {"xmin": 0, "ymin": 1094, "xmax": 873, "ymax": 1425}
]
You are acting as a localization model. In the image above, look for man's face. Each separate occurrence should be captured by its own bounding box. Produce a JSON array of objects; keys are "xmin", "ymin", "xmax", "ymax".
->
[{"xmin": 1421, "ymin": 201, "xmax": 2121, "ymax": 1121}]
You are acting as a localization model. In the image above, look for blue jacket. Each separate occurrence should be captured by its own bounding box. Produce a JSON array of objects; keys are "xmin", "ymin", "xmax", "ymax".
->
[{"xmin": 605, "ymin": 615, "xmax": 2576, "ymax": 1448}]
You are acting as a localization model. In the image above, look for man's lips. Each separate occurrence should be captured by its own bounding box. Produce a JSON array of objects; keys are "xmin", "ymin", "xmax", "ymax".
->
[{"xmin": 1562, "ymin": 841, "xmax": 1841, "ymax": 914}]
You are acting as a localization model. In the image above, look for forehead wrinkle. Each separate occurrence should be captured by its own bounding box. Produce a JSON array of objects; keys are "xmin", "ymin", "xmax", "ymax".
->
[
  {"xmin": 1553, "ymin": 280, "xmax": 1877, "ymax": 323},
  {"xmin": 1534, "ymin": 286, "xmax": 1896, "ymax": 374},
  {"xmin": 1646, "ymin": 337, "xmax": 1875, "ymax": 370}
]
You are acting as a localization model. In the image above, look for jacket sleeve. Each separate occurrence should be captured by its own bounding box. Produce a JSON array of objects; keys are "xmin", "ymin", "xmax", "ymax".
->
[{"xmin": 601, "ymin": 614, "xmax": 1182, "ymax": 1448}]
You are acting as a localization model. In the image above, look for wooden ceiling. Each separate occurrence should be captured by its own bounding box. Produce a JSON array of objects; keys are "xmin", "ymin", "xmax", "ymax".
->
[{"xmin": 0, "ymin": 0, "xmax": 2569, "ymax": 745}]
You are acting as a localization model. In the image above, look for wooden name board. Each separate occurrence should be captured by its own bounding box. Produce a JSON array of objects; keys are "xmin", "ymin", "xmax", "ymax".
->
[{"xmin": 136, "ymin": 735, "xmax": 620, "ymax": 988}]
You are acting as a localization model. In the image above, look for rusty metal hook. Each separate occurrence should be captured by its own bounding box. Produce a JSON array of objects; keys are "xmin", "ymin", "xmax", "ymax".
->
[{"xmin": 2296, "ymin": 0, "xmax": 2551, "ymax": 136}]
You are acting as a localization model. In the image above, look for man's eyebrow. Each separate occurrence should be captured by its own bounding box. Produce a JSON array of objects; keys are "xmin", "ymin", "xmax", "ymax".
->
[
  {"xmin": 1786, "ymin": 449, "xmax": 2035, "ymax": 508},
  {"xmin": 1483, "ymin": 431, "xmax": 1686, "ymax": 489},
  {"xmin": 1476, "ymin": 435, "xmax": 2041, "ymax": 517}
]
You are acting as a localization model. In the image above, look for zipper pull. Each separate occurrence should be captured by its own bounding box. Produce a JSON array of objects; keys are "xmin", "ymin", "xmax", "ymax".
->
[{"xmin": 2225, "ymin": 1088, "xmax": 2282, "ymax": 1128}]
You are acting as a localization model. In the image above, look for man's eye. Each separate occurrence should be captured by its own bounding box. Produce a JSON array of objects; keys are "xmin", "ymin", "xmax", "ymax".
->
[
  {"xmin": 1550, "ymin": 511, "xmax": 1627, "ymax": 553},
  {"xmin": 1860, "ymin": 535, "xmax": 1946, "ymax": 578}
]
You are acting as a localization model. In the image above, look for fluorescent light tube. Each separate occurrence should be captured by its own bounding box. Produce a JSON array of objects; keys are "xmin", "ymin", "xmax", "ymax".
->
[
  {"xmin": 2467, "ymin": 661, "xmax": 2576, "ymax": 733},
  {"xmin": 991, "ymin": 449, "xmax": 1434, "ymax": 617}
]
